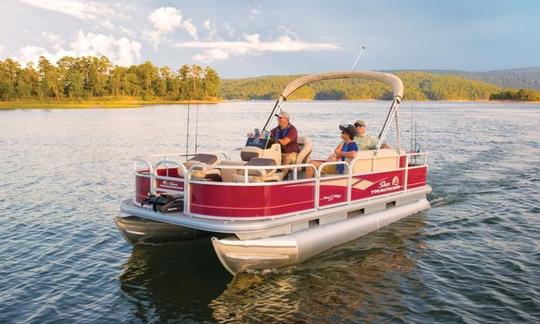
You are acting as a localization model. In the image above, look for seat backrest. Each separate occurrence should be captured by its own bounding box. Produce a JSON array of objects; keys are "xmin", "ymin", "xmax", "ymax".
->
[
  {"xmin": 259, "ymin": 143, "xmax": 282, "ymax": 166},
  {"xmin": 240, "ymin": 146, "xmax": 262, "ymax": 161},
  {"xmin": 296, "ymin": 136, "xmax": 312, "ymax": 164},
  {"xmin": 349, "ymin": 149, "xmax": 402, "ymax": 174},
  {"xmin": 243, "ymin": 157, "xmax": 276, "ymax": 177},
  {"xmin": 190, "ymin": 153, "xmax": 218, "ymax": 165},
  {"xmin": 181, "ymin": 153, "xmax": 219, "ymax": 174},
  {"xmin": 218, "ymin": 160, "xmax": 247, "ymax": 182}
]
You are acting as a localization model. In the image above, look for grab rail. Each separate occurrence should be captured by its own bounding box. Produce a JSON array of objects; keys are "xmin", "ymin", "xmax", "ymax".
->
[
  {"xmin": 133, "ymin": 158, "xmax": 155, "ymax": 195},
  {"xmin": 132, "ymin": 151, "xmax": 429, "ymax": 217},
  {"xmin": 188, "ymin": 162, "xmax": 319, "ymax": 183}
]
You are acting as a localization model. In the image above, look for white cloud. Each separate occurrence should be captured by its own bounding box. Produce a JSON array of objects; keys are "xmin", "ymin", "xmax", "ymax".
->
[
  {"xmin": 248, "ymin": 5, "xmax": 262, "ymax": 21},
  {"xmin": 119, "ymin": 26, "xmax": 136, "ymax": 37},
  {"xmin": 193, "ymin": 49, "xmax": 229, "ymax": 62},
  {"xmin": 100, "ymin": 19, "xmax": 115, "ymax": 30},
  {"xmin": 17, "ymin": 31, "xmax": 141, "ymax": 66},
  {"xmin": 175, "ymin": 33, "xmax": 340, "ymax": 63},
  {"xmin": 41, "ymin": 32, "xmax": 64, "ymax": 50},
  {"xmin": 147, "ymin": 6, "xmax": 198, "ymax": 49},
  {"xmin": 182, "ymin": 19, "xmax": 198, "ymax": 40},
  {"xmin": 203, "ymin": 19, "xmax": 217, "ymax": 39},
  {"xmin": 148, "ymin": 7, "xmax": 183, "ymax": 34},
  {"xmin": 223, "ymin": 23, "xmax": 236, "ymax": 38},
  {"xmin": 17, "ymin": 0, "xmax": 118, "ymax": 20}
]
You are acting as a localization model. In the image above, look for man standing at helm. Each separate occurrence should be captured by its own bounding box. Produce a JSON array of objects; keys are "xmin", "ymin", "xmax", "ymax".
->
[{"xmin": 271, "ymin": 111, "xmax": 300, "ymax": 169}]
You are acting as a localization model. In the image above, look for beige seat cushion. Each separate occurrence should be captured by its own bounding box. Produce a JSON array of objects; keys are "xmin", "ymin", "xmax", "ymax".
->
[
  {"xmin": 218, "ymin": 160, "xmax": 247, "ymax": 182},
  {"xmin": 233, "ymin": 158, "xmax": 282, "ymax": 182},
  {"xmin": 296, "ymin": 136, "xmax": 312, "ymax": 164},
  {"xmin": 349, "ymin": 149, "xmax": 402, "ymax": 174}
]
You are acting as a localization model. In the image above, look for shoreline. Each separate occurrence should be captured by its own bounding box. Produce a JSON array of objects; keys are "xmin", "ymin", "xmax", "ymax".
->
[
  {"xmin": 0, "ymin": 99, "xmax": 221, "ymax": 109},
  {"xmin": 1, "ymin": 98, "xmax": 538, "ymax": 109}
]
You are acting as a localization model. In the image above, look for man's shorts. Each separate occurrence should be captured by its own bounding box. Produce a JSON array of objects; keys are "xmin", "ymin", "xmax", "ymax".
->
[{"xmin": 282, "ymin": 152, "xmax": 298, "ymax": 165}]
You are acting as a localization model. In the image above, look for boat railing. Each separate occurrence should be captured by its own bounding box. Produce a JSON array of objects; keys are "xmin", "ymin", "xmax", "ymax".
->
[
  {"xmin": 187, "ymin": 162, "xmax": 320, "ymax": 183},
  {"xmin": 133, "ymin": 151, "xmax": 429, "ymax": 216},
  {"xmin": 150, "ymin": 151, "xmax": 229, "ymax": 162},
  {"xmin": 133, "ymin": 158, "xmax": 155, "ymax": 197}
]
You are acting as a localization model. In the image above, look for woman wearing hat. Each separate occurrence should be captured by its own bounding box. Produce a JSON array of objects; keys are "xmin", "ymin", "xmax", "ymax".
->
[{"xmin": 306, "ymin": 124, "xmax": 358, "ymax": 178}]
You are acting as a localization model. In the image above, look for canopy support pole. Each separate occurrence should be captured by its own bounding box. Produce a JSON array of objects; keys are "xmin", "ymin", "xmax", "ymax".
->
[
  {"xmin": 376, "ymin": 98, "xmax": 400, "ymax": 152},
  {"xmin": 262, "ymin": 97, "xmax": 284, "ymax": 132},
  {"xmin": 395, "ymin": 108, "xmax": 401, "ymax": 151}
]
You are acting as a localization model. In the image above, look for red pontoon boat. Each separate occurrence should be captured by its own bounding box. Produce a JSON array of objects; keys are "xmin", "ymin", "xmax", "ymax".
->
[{"xmin": 116, "ymin": 71, "xmax": 431, "ymax": 275}]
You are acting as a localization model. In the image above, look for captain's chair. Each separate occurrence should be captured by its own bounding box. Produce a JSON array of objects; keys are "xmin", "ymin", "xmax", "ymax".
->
[{"xmin": 295, "ymin": 136, "xmax": 312, "ymax": 165}]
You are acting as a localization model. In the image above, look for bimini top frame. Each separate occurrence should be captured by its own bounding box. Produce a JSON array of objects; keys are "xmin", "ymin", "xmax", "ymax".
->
[{"xmin": 261, "ymin": 70, "xmax": 405, "ymax": 152}]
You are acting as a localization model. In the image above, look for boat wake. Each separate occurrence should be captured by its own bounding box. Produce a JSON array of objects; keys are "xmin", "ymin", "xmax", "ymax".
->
[{"xmin": 427, "ymin": 191, "xmax": 467, "ymax": 207}]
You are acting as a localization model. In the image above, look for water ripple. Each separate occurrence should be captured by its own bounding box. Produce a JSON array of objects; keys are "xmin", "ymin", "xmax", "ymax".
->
[{"xmin": 1, "ymin": 102, "xmax": 539, "ymax": 323}]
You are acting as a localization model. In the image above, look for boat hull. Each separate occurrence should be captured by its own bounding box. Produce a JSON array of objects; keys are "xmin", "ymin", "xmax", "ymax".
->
[
  {"xmin": 115, "ymin": 215, "xmax": 214, "ymax": 246},
  {"xmin": 212, "ymin": 197, "xmax": 430, "ymax": 275}
]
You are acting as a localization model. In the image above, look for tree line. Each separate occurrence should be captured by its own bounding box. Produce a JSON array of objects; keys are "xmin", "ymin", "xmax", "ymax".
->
[
  {"xmin": 220, "ymin": 71, "xmax": 540, "ymax": 101},
  {"xmin": 0, "ymin": 56, "xmax": 220, "ymax": 101},
  {"xmin": 489, "ymin": 89, "xmax": 540, "ymax": 101}
]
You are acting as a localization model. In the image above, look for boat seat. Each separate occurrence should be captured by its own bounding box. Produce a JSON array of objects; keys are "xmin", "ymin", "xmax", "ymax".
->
[
  {"xmin": 349, "ymin": 149, "xmax": 403, "ymax": 174},
  {"xmin": 240, "ymin": 146, "xmax": 262, "ymax": 161},
  {"xmin": 182, "ymin": 153, "xmax": 222, "ymax": 181},
  {"xmin": 233, "ymin": 158, "xmax": 281, "ymax": 183},
  {"xmin": 295, "ymin": 136, "xmax": 312, "ymax": 165},
  {"xmin": 218, "ymin": 160, "xmax": 247, "ymax": 182}
]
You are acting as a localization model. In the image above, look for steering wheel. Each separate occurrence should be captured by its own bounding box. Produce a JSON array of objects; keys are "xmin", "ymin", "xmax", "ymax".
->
[{"xmin": 266, "ymin": 135, "xmax": 278, "ymax": 148}]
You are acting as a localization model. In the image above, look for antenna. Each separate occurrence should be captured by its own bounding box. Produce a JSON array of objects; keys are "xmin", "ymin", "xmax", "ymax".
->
[
  {"xmin": 410, "ymin": 101, "xmax": 414, "ymax": 152},
  {"xmin": 351, "ymin": 46, "xmax": 366, "ymax": 70},
  {"xmin": 185, "ymin": 96, "xmax": 190, "ymax": 161},
  {"xmin": 194, "ymin": 100, "xmax": 200, "ymax": 154}
]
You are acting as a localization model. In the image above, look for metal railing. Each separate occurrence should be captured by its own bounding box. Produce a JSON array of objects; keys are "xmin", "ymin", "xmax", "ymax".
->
[{"xmin": 133, "ymin": 151, "xmax": 429, "ymax": 216}]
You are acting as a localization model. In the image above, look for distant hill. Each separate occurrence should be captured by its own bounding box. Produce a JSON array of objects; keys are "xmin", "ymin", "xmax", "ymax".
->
[
  {"xmin": 421, "ymin": 68, "xmax": 540, "ymax": 91},
  {"xmin": 220, "ymin": 70, "xmax": 540, "ymax": 101}
]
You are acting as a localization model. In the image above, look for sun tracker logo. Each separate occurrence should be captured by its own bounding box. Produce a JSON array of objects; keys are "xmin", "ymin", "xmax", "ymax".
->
[{"xmin": 370, "ymin": 176, "xmax": 401, "ymax": 194}]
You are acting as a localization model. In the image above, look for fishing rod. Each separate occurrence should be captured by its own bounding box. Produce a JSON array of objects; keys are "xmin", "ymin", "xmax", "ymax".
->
[
  {"xmin": 185, "ymin": 90, "xmax": 191, "ymax": 161},
  {"xmin": 194, "ymin": 96, "xmax": 200, "ymax": 154},
  {"xmin": 410, "ymin": 101, "xmax": 414, "ymax": 152}
]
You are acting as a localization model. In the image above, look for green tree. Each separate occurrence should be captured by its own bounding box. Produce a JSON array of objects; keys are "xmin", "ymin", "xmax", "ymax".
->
[{"xmin": 203, "ymin": 67, "xmax": 220, "ymax": 98}]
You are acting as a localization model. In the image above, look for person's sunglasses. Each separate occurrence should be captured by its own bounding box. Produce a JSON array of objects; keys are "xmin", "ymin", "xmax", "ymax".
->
[
  {"xmin": 277, "ymin": 116, "xmax": 286, "ymax": 120},
  {"xmin": 354, "ymin": 123, "xmax": 364, "ymax": 127}
]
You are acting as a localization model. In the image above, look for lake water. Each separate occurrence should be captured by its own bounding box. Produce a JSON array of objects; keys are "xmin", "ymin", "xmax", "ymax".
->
[{"xmin": 0, "ymin": 101, "xmax": 539, "ymax": 323}]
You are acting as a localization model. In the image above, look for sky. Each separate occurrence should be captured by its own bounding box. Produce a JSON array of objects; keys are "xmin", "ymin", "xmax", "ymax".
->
[{"xmin": 1, "ymin": 0, "xmax": 539, "ymax": 78}]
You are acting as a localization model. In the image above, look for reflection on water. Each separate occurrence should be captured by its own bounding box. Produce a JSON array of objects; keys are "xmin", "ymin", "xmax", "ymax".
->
[
  {"xmin": 118, "ymin": 213, "xmax": 426, "ymax": 322},
  {"xmin": 210, "ymin": 213, "xmax": 426, "ymax": 322},
  {"xmin": 119, "ymin": 239, "xmax": 230, "ymax": 322}
]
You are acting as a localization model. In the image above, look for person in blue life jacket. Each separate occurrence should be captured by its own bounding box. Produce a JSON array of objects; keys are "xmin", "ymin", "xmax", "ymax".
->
[{"xmin": 306, "ymin": 124, "xmax": 358, "ymax": 178}]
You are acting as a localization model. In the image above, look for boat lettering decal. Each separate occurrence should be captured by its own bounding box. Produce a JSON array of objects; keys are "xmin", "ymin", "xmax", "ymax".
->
[
  {"xmin": 321, "ymin": 194, "xmax": 342, "ymax": 202},
  {"xmin": 370, "ymin": 176, "xmax": 401, "ymax": 194}
]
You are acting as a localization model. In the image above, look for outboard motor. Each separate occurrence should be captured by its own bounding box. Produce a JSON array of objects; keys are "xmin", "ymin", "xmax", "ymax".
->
[{"xmin": 141, "ymin": 193, "xmax": 183, "ymax": 213}]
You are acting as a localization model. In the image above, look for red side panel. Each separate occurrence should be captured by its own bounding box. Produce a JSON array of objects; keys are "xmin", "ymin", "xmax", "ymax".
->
[
  {"xmin": 319, "ymin": 178, "xmax": 348, "ymax": 207},
  {"xmin": 399, "ymin": 155, "xmax": 407, "ymax": 168},
  {"xmin": 156, "ymin": 167, "xmax": 184, "ymax": 192},
  {"xmin": 351, "ymin": 170, "xmax": 405, "ymax": 201},
  {"xmin": 189, "ymin": 182, "xmax": 316, "ymax": 217},
  {"xmin": 135, "ymin": 170, "xmax": 151, "ymax": 203},
  {"xmin": 407, "ymin": 166, "xmax": 427, "ymax": 189}
]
